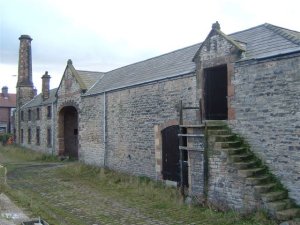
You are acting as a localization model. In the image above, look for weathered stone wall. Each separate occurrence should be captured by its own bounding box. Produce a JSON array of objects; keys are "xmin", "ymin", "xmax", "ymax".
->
[
  {"xmin": 194, "ymin": 31, "xmax": 242, "ymax": 120},
  {"xmin": 182, "ymin": 126, "xmax": 262, "ymax": 212},
  {"xmin": 230, "ymin": 54, "xmax": 300, "ymax": 205},
  {"xmin": 187, "ymin": 127, "xmax": 205, "ymax": 196},
  {"xmin": 80, "ymin": 75, "xmax": 197, "ymax": 178},
  {"xmin": 80, "ymin": 94, "xmax": 105, "ymax": 166},
  {"xmin": 56, "ymin": 66, "xmax": 82, "ymax": 157},
  {"xmin": 19, "ymin": 104, "xmax": 56, "ymax": 154},
  {"xmin": 207, "ymin": 141, "xmax": 262, "ymax": 212}
]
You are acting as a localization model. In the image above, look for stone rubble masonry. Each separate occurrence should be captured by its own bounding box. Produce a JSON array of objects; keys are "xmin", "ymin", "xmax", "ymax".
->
[
  {"xmin": 207, "ymin": 135, "xmax": 262, "ymax": 212},
  {"xmin": 17, "ymin": 35, "xmax": 33, "ymax": 88},
  {"xmin": 56, "ymin": 66, "xmax": 82, "ymax": 156},
  {"xmin": 194, "ymin": 31, "xmax": 242, "ymax": 121},
  {"xmin": 81, "ymin": 74, "xmax": 197, "ymax": 179},
  {"xmin": 19, "ymin": 104, "xmax": 56, "ymax": 155},
  {"xmin": 230, "ymin": 53, "xmax": 300, "ymax": 205},
  {"xmin": 80, "ymin": 94, "xmax": 105, "ymax": 166},
  {"xmin": 16, "ymin": 35, "xmax": 35, "ymax": 144},
  {"xmin": 187, "ymin": 127, "xmax": 205, "ymax": 196}
]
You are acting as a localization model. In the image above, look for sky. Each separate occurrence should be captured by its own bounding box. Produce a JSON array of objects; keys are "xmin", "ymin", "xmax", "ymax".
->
[{"xmin": 1, "ymin": 0, "xmax": 300, "ymax": 94}]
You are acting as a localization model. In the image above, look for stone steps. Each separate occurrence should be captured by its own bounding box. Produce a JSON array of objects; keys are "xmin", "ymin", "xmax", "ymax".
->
[
  {"xmin": 206, "ymin": 124, "xmax": 300, "ymax": 222},
  {"xmin": 215, "ymin": 134, "xmax": 236, "ymax": 142},
  {"xmin": 231, "ymin": 153, "xmax": 253, "ymax": 162},
  {"xmin": 246, "ymin": 174, "xmax": 271, "ymax": 185},
  {"xmin": 275, "ymin": 208, "xmax": 300, "ymax": 221},
  {"xmin": 254, "ymin": 183, "xmax": 277, "ymax": 193},
  {"xmin": 206, "ymin": 124, "xmax": 227, "ymax": 130},
  {"xmin": 234, "ymin": 160, "xmax": 259, "ymax": 169},
  {"xmin": 208, "ymin": 129, "xmax": 230, "ymax": 135},
  {"xmin": 267, "ymin": 199, "xmax": 293, "ymax": 211},
  {"xmin": 215, "ymin": 141, "xmax": 242, "ymax": 148},
  {"xmin": 238, "ymin": 167, "xmax": 266, "ymax": 177},
  {"xmin": 223, "ymin": 147, "xmax": 246, "ymax": 155}
]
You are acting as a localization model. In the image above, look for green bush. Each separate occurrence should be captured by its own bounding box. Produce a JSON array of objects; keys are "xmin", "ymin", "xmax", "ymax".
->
[{"xmin": 0, "ymin": 133, "xmax": 13, "ymax": 145}]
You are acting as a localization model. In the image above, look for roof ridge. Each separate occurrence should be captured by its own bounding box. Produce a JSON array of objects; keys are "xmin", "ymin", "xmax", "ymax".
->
[
  {"xmin": 105, "ymin": 43, "xmax": 201, "ymax": 74},
  {"xmin": 228, "ymin": 23, "xmax": 267, "ymax": 37},
  {"xmin": 86, "ymin": 43, "xmax": 200, "ymax": 95},
  {"xmin": 264, "ymin": 23, "xmax": 300, "ymax": 45},
  {"xmin": 76, "ymin": 69, "xmax": 105, "ymax": 73}
]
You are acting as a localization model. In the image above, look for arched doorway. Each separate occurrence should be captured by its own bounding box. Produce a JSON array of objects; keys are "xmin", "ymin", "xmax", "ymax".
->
[{"xmin": 58, "ymin": 106, "xmax": 78, "ymax": 159}]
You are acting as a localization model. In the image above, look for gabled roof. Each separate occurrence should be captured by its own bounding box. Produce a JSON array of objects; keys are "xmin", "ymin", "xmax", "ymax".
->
[
  {"xmin": 193, "ymin": 23, "xmax": 246, "ymax": 62},
  {"xmin": 56, "ymin": 60, "xmax": 104, "ymax": 95},
  {"xmin": 0, "ymin": 93, "xmax": 16, "ymax": 108},
  {"xmin": 21, "ymin": 88, "xmax": 57, "ymax": 109},
  {"xmin": 83, "ymin": 23, "xmax": 300, "ymax": 96}
]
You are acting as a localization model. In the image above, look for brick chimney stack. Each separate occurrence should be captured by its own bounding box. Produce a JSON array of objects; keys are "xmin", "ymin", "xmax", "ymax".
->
[
  {"xmin": 2, "ymin": 86, "xmax": 8, "ymax": 98},
  {"xmin": 42, "ymin": 71, "xmax": 51, "ymax": 100},
  {"xmin": 17, "ymin": 35, "xmax": 33, "ymax": 87},
  {"xmin": 17, "ymin": 34, "xmax": 34, "ymax": 107}
]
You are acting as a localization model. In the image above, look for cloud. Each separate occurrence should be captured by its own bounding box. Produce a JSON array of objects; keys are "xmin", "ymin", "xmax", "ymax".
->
[{"xmin": 1, "ymin": 0, "xmax": 300, "ymax": 94}]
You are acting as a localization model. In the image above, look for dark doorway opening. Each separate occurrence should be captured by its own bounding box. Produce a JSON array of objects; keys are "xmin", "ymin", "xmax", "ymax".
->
[
  {"xmin": 58, "ymin": 106, "xmax": 78, "ymax": 159},
  {"xmin": 161, "ymin": 125, "xmax": 188, "ymax": 187},
  {"xmin": 204, "ymin": 65, "xmax": 228, "ymax": 120}
]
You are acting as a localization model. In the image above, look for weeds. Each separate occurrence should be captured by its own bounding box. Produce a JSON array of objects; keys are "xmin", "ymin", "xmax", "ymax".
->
[{"xmin": 0, "ymin": 145, "xmax": 277, "ymax": 225}]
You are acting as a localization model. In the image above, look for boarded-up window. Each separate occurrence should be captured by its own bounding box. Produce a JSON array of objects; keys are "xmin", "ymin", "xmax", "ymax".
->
[
  {"xmin": 36, "ymin": 128, "xmax": 40, "ymax": 145},
  {"xmin": 47, "ymin": 128, "xmax": 52, "ymax": 147},
  {"xmin": 47, "ymin": 106, "xmax": 52, "ymax": 119},
  {"xmin": 36, "ymin": 108, "xmax": 40, "ymax": 120},
  {"xmin": 21, "ymin": 129, "xmax": 24, "ymax": 143},
  {"xmin": 28, "ymin": 109, "xmax": 31, "ymax": 121},
  {"xmin": 21, "ymin": 111, "xmax": 24, "ymax": 121},
  {"xmin": 28, "ymin": 128, "xmax": 31, "ymax": 144}
]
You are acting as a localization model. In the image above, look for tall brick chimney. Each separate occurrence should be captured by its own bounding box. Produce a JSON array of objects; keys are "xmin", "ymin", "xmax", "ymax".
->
[
  {"xmin": 17, "ymin": 35, "xmax": 33, "ymax": 87},
  {"xmin": 17, "ymin": 34, "xmax": 34, "ymax": 107},
  {"xmin": 2, "ymin": 86, "xmax": 8, "ymax": 98},
  {"xmin": 42, "ymin": 71, "xmax": 51, "ymax": 100}
]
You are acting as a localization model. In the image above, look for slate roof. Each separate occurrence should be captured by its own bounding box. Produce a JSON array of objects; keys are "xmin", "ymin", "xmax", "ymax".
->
[
  {"xmin": 230, "ymin": 23, "xmax": 300, "ymax": 59},
  {"xmin": 0, "ymin": 94, "xmax": 16, "ymax": 108},
  {"xmin": 85, "ymin": 43, "xmax": 200, "ymax": 96},
  {"xmin": 76, "ymin": 70, "xmax": 105, "ymax": 89},
  {"xmin": 84, "ymin": 23, "xmax": 300, "ymax": 96},
  {"xmin": 22, "ymin": 88, "xmax": 57, "ymax": 109}
]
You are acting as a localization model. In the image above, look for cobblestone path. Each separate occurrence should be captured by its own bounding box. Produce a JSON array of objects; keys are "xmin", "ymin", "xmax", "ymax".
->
[{"xmin": 6, "ymin": 163, "xmax": 201, "ymax": 225}]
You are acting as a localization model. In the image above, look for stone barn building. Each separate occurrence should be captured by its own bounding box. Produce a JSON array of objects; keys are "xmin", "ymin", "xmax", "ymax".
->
[{"xmin": 15, "ymin": 23, "xmax": 300, "ymax": 220}]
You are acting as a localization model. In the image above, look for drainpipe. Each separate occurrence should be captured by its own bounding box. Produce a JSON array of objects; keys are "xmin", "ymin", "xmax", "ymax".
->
[
  {"xmin": 103, "ymin": 92, "xmax": 107, "ymax": 167},
  {"xmin": 51, "ymin": 102, "xmax": 55, "ymax": 156},
  {"xmin": 17, "ymin": 103, "xmax": 21, "ymax": 144}
]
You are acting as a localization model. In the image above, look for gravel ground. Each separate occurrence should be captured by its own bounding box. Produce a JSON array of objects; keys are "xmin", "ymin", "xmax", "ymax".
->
[{"xmin": 5, "ymin": 163, "xmax": 197, "ymax": 225}]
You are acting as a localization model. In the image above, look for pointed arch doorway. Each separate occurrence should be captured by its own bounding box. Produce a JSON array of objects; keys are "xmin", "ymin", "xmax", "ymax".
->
[{"xmin": 58, "ymin": 106, "xmax": 78, "ymax": 159}]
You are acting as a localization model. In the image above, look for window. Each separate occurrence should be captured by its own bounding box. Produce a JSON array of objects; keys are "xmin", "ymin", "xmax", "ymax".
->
[
  {"xmin": 36, "ymin": 108, "xmax": 40, "ymax": 120},
  {"xmin": 36, "ymin": 128, "xmax": 40, "ymax": 145},
  {"xmin": 21, "ymin": 111, "xmax": 24, "ymax": 121},
  {"xmin": 28, "ymin": 128, "xmax": 31, "ymax": 144},
  {"xmin": 47, "ymin": 106, "xmax": 52, "ymax": 119},
  {"xmin": 21, "ymin": 129, "xmax": 24, "ymax": 143},
  {"xmin": 28, "ymin": 109, "xmax": 31, "ymax": 121},
  {"xmin": 47, "ymin": 128, "xmax": 52, "ymax": 147}
]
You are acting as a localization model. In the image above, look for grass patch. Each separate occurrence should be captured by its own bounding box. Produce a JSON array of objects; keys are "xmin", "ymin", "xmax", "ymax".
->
[{"xmin": 0, "ymin": 145, "xmax": 278, "ymax": 225}]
